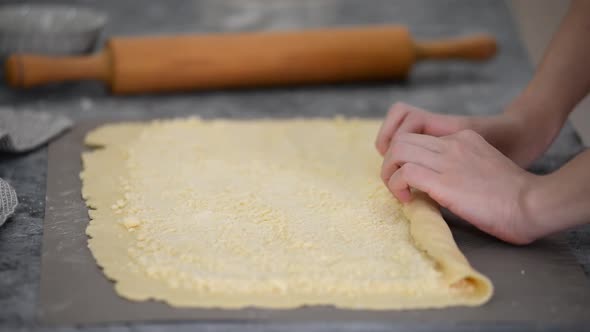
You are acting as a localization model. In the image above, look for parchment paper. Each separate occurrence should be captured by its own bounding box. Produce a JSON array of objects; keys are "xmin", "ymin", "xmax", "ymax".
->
[{"xmin": 40, "ymin": 121, "xmax": 590, "ymax": 327}]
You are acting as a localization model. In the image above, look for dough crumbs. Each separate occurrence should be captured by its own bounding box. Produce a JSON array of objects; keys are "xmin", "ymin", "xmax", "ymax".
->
[
  {"xmin": 82, "ymin": 118, "xmax": 492, "ymax": 310},
  {"xmin": 122, "ymin": 216, "xmax": 141, "ymax": 230}
]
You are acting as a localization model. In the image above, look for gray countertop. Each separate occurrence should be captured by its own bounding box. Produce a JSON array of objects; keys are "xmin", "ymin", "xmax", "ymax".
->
[{"xmin": 0, "ymin": 0, "xmax": 588, "ymax": 331}]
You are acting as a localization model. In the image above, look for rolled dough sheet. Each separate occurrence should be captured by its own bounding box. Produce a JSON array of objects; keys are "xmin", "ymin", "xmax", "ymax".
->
[{"xmin": 81, "ymin": 117, "xmax": 492, "ymax": 310}]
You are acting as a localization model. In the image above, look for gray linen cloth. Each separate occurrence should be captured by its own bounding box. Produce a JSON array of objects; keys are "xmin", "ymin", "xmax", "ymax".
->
[{"xmin": 0, "ymin": 108, "xmax": 72, "ymax": 226}]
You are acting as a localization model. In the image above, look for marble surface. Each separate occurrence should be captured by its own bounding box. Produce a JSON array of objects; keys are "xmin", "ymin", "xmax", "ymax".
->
[{"xmin": 0, "ymin": 0, "xmax": 588, "ymax": 331}]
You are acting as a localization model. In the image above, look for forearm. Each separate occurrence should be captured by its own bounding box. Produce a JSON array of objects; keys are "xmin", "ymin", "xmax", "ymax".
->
[
  {"xmin": 506, "ymin": 0, "xmax": 590, "ymax": 130},
  {"xmin": 526, "ymin": 149, "xmax": 590, "ymax": 239}
]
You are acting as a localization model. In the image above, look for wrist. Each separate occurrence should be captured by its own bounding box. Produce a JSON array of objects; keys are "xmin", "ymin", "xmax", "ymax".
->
[
  {"xmin": 501, "ymin": 102, "xmax": 564, "ymax": 167},
  {"xmin": 523, "ymin": 151, "xmax": 590, "ymax": 240},
  {"xmin": 504, "ymin": 95, "xmax": 567, "ymax": 139},
  {"xmin": 521, "ymin": 174, "xmax": 558, "ymax": 241}
]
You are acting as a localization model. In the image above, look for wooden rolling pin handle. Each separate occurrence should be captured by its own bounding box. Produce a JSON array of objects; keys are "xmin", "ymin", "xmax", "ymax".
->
[
  {"xmin": 4, "ymin": 52, "xmax": 111, "ymax": 88},
  {"xmin": 414, "ymin": 34, "xmax": 497, "ymax": 61}
]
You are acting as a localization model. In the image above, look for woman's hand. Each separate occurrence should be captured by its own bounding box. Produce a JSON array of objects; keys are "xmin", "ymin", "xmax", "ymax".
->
[
  {"xmin": 375, "ymin": 102, "xmax": 557, "ymax": 168},
  {"xmin": 381, "ymin": 129, "xmax": 541, "ymax": 245}
]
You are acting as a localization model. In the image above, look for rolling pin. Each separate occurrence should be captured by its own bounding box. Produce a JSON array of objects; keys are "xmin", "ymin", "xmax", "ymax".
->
[{"xmin": 4, "ymin": 25, "xmax": 496, "ymax": 94}]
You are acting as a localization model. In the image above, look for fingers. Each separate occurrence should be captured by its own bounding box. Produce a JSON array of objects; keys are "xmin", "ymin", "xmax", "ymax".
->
[
  {"xmin": 375, "ymin": 103, "xmax": 427, "ymax": 156},
  {"xmin": 395, "ymin": 133, "xmax": 444, "ymax": 153},
  {"xmin": 423, "ymin": 112, "xmax": 468, "ymax": 137},
  {"xmin": 387, "ymin": 163, "xmax": 441, "ymax": 203},
  {"xmin": 381, "ymin": 140, "xmax": 442, "ymax": 184},
  {"xmin": 394, "ymin": 112, "xmax": 424, "ymax": 140},
  {"xmin": 375, "ymin": 104, "xmax": 408, "ymax": 156},
  {"xmin": 375, "ymin": 102, "xmax": 473, "ymax": 157},
  {"xmin": 443, "ymin": 129, "xmax": 483, "ymax": 144}
]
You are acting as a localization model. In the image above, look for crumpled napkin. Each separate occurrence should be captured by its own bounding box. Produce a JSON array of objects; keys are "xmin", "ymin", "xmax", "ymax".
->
[
  {"xmin": 0, "ymin": 109, "xmax": 72, "ymax": 153},
  {"xmin": 0, "ymin": 108, "xmax": 72, "ymax": 226},
  {"xmin": 0, "ymin": 178, "xmax": 17, "ymax": 227}
]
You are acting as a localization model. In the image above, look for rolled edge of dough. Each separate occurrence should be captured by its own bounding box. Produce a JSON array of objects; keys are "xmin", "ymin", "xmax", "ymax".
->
[{"xmin": 403, "ymin": 191, "xmax": 493, "ymax": 305}]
